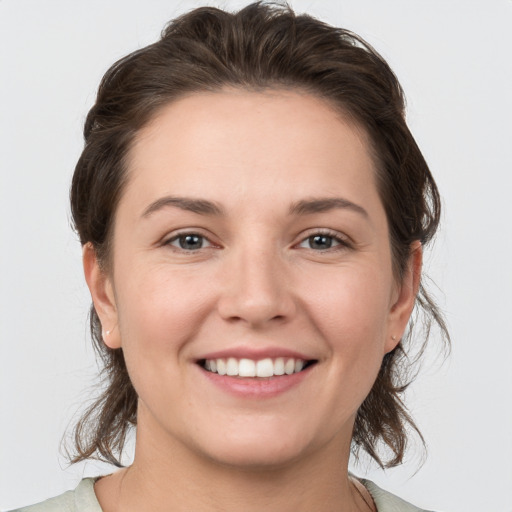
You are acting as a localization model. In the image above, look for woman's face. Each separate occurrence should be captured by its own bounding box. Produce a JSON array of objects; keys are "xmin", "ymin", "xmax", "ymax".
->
[{"xmin": 86, "ymin": 90, "xmax": 418, "ymax": 469}]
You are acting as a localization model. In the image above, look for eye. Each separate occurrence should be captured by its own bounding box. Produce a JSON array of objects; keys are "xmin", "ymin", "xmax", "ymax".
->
[
  {"xmin": 298, "ymin": 232, "xmax": 348, "ymax": 251},
  {"xmin": 166, "ymin": 233, "xmax": 212, "ymax": 251}
]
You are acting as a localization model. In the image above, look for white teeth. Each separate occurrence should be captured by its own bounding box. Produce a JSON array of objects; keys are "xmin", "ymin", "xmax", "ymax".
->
[
  {"xmin": 217, "ymin": 359, "xmax": 227, "ymax": 376},
  {"xmin": 239, "ymin": 358, "xmax": 256, "ymax": 377},
  {"xmin": 256, "ymin": 358, "xmax": 274, "ymax": 378},
  {"xmin": 274, "ymin": 357, "xmax": 285, "ymax": 375},
  {"xmin": 226, "ymin": 357, "xmax": 238, "ymax": 376},
  {"xmin": 203, "ymin": 357, "xmax": 310, "ymax": 377},
  {"xmin": 284, "ymin": 358, "xmax": 295, "ymax": 375}
]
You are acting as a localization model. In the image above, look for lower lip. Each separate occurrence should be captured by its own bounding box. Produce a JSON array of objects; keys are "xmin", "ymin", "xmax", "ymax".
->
[{"xmin": 198, "ymin": 364, "xmax": 314, "ymax": 398}]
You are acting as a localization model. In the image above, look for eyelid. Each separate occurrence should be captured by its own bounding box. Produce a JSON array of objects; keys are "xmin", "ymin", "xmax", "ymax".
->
[
  {"xmin": 168, "ymin": 234, "xmax": 212, "ymax": 249},
  {"xmin": 295, "ymin": 228, "xmax": 353, "ymax": 250},
  {"xmin": 161, "ymin": 228, "xmax": 220, "ymax": 251},
  {"xmin": 159, "ymin": 227, "xmax": 352, "ymax": 252}
]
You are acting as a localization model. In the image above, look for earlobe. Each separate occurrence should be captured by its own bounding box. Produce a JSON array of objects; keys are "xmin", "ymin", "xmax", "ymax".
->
[
  {"xmin": 82, "ymin": 243, "xmax": 121, "ymax": 349},
  {"xmin": 385, "ymin": 241, "xmax": 423, "ymax": 353}
]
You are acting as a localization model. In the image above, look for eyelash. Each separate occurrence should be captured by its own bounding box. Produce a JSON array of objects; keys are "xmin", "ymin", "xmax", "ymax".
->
[
  {"xmin": 296, "ymin": 229, "xmax": 352, "ymax": 252},
  {"xmin": 164, "ymin": 232, "xmax": 214, "ymax": 252},
  {"xmin": 163, "ymin": 229, "xmax": 351, "ymax": 253}
]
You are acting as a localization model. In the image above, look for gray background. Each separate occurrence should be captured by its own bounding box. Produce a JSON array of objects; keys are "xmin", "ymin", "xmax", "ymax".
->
[{"xmin": 1, "ymin": 1, "xmax": 511, "ymax": 510}]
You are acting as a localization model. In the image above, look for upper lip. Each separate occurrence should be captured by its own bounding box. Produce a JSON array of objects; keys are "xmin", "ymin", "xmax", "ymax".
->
[{"xmin": 196, "ymin": 347, "xmax": 317, "ymax": 362}]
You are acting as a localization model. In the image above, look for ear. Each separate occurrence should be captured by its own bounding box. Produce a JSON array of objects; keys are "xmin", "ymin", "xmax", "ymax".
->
[
  {"xmin": 385, "ymin": 241, "xmax": 422, "ymax": 353},
  {"xmin": 82, "ymin": 243, "xmax": 121, "ymax": 349}
]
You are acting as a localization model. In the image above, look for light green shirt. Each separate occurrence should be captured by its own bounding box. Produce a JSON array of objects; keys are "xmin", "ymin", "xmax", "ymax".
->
[{"xmin": 11, "ymin": 477, "xmax": 434, "ymax": 512}]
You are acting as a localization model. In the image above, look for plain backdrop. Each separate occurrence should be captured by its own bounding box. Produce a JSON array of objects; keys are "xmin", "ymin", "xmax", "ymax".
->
[{"xmin": 1, "ymin": 1, "xmax": 511, "ymax": 511}]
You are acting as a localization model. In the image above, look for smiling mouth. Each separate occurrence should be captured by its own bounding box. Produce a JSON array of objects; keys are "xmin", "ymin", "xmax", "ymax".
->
[{"xmin": 198, "ymin": 357, "xmax": 317, "ymax": 378}]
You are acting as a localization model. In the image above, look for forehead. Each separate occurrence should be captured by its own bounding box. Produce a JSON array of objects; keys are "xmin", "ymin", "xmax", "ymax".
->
[
  {"xmin": 123, "ymin": 89, "xmax": 382, "ymax": 218},
  {"xmin": 132, "ymin": 88, "xmax": 369, "ymax": 160}
]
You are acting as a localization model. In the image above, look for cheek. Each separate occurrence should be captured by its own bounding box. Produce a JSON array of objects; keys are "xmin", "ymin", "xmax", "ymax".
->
[
  {"xmin": 301, "ymin": 262, "xmax": 393, "ymax": 366},
  {"xmin": 111, "ymin": 265, "xmax": 219, "ymax": 414},
  {"xmin": 113, "ymin": 263, "xmax": 213, "ymax": 363},
  {"xmin": 308, "ymin": 265, "xmax": 391, "ymax": 331}
]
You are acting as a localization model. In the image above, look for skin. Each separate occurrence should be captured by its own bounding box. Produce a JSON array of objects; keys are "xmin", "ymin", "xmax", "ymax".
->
[{"xmin": 84, "ymin": 89, "xmax": 421, "ymax": 512}]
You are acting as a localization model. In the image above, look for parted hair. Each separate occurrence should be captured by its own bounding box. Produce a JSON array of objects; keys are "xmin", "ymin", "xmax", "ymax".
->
[{"xmin": 69, "ymin": 1, "xmax": 448, "ymax": 468}]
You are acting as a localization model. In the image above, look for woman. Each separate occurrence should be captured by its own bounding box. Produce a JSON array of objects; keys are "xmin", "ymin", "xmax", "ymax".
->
[{"xmin": 14, "ymin": 3, "xmax": 448, "ymax": 511}]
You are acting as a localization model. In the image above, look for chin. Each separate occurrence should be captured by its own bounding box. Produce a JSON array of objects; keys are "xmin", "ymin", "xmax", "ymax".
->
[
  {"xmin": 202, "ymin": 441, "xmax": 308, "ymax": 471},
  {"xmin": 187, "ymin": 421, "xmax": 323, "ymax": 471}
]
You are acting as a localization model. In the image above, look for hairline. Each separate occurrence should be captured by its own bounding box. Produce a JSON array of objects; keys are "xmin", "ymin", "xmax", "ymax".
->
[{"xmin": 97, "ymin": 85, "xmax": 404, "ymax": 281}]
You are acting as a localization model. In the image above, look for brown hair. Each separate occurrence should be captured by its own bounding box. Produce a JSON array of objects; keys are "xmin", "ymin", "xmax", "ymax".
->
[{"xmin": 69, "ymin": 1, "xmax": 449, "ymax": 468}]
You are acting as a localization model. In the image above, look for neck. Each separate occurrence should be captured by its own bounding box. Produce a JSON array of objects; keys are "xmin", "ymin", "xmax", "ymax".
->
[{"xmin": 96, "ymin": 408, "xmax": 365, "ymax": 512}]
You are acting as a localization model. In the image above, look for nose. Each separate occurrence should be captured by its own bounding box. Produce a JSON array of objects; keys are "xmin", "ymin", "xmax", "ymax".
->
[{"xmin": 216, "ymin": 243, "xmax": 296, "ymax": 327}]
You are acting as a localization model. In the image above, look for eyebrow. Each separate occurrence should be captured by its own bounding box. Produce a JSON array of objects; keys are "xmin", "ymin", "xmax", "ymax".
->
[
  {"xmin": 142, "ymin": 196, "xmax": 224, "ymax": 218},
  {"xmin": 289, "ymin": 197, "xmax": 369, "ymax": 218},
  {"xmin": 141, "ymin": 195, "xmax": 368, "ymax": 219}
]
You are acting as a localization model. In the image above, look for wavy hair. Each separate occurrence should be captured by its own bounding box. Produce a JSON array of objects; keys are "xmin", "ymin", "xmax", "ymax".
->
[{"xmin": 69, "ymin": 1, "xmax": 449, "ymax": 468}]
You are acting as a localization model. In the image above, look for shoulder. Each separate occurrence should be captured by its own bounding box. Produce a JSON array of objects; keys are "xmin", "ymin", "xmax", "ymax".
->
[
  {"xmin": 9, "ymin": 475, "xmax": 438, "ymax": 512},
  {"xmin": 360, "ymin": 478, "xmax": 436, "ymax": 512},
  {"xmin": 8, "ymin": 478, "xmax": 102, "ymax": 512}
]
